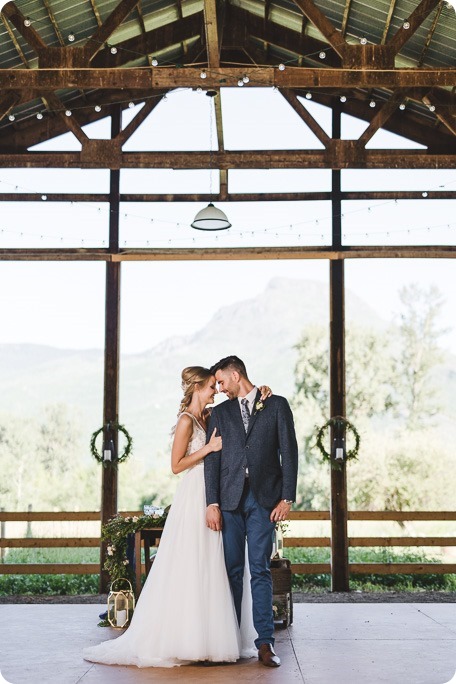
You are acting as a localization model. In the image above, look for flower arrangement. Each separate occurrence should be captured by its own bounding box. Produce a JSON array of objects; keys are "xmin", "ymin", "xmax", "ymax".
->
[{"xmin": 102, "ymin": 509, "xmax": 169, "ymax": 585}]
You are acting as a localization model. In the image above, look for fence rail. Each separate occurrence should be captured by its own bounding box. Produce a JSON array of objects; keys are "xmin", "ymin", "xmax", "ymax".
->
[{"xmin": 1, "ymin": 510, "xmax": 456, "ymax": 577}]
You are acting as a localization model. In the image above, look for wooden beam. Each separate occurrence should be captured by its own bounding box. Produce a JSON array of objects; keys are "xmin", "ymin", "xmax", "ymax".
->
[
  {"xmin": 280, "ymin": 89, "xmax": 330, "ymax": 147},
  {"xmin": 2, "ymin": 190, "xmax": 456, "ymax": 202},
  {"xmin": 1, "ymin": 2, "xmax": 48, "ymax": 54},
  {"xmin": 0, "ymin": 148, "xmax": 455, "ymax": 169},
  {"xmin": 41, "ymin": 92, "xmax": 89, "ymax": 144},
  {"xmin": 1, "ymin": 13, "xmax": 29, "ymax": 66},
  {"xmin": 203, "ymin": 0, "xmax": 220, "ymax": 67},
  {"xmin": 91, "ymin": 12, "xmax": 203, "ymax": 68},
  {"xmin": 42, "ymin": 0, "xmax": 65, "ymax": 46},
  {"xmin": 2, "ymin": 66, "xmax": 456, "ymax": 90},
  {"xmin": 290, "ymin": 0, "xmax": 348, "ymax": 59},
  {"xmin": 85, "ymin": 0, "xmax": 141, "ymax": 61},
  {"xmin": 357, "ymin": 91, "xmax": 408, "ymax": 147},
  {"xmin": 88, "ymin": 0, "xmax": 103, "ymax": 28},
  {"xmin": 417, "ymin": 3, "xmax": 443, "ymax": 67},
  {"xmin": 381, "ymin": 0, "xmax": 398, "ymax": 45},
  {"xmin": 0, "ymin": 92, "xmax": 20, "ymax": 122},
  {"xmin": 116, "ymin": 95, "xmax": 165, "ymax": 146},
  {"xmin": 1, "ymin": 245, "xmax": 456, "ymax": 262},
  {"xmin": 388, "ymin": 0, "xmax": 441, "ymax": 56},
  {"xmin": 340, "ymin": 0, "xmax": 353, "ymax": 38},
  {"xmin": 423, "ymin": 91, "xmax": 456, "ymax": 136}
]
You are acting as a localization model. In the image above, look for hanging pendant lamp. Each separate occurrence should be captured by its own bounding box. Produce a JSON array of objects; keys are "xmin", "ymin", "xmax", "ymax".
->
[
  {"xmin": 191, "ymin": 202, "xmax": 231, "ymax": 231},
  {"xmin": 191, "ymin": 90, "xmax": 231, "ymax": 231}
]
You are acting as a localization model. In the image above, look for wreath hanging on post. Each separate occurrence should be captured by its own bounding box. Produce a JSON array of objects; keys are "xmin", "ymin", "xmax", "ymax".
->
[
  {"xmin": 90, "ymin": 422, "xmax": 133, "ymax": 466},
  {"xmin": 315, "ymin": 416, "xmax": 360, "ymax": 470}
]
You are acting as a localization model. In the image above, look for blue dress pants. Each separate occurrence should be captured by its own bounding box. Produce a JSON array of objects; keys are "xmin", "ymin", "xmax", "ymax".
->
[{"xmin": 222, "ymin": 480, "xmax": 276, "ymax": 648}]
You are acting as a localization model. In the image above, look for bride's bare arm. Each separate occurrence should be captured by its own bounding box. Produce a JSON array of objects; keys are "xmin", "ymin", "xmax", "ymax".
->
[{"xmin": 171, "ymin": 416, "xmax": 222, "ymax": 474}]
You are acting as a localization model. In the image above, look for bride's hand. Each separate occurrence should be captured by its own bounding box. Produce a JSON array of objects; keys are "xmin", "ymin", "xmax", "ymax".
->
[
  {"xmin": 207, "ymin": 427, "xmax": 222, "ymax": 453},
  {"xmin": 258, "ymin": 385, "xmax": 273, "ymax": 400}
]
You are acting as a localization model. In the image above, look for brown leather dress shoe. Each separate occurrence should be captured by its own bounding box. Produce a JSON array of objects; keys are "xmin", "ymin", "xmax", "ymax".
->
[{"xmin": 258, "ymin": 643, "xmax": 281, "ymax": 667}]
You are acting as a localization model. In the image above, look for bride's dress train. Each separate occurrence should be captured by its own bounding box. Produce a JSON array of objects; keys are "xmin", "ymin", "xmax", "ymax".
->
[{"xmin": 83, "ymin": 414, "xmax": 256, "ymax": 668}]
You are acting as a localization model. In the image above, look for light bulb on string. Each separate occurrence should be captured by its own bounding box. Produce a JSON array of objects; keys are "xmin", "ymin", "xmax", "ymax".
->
[
  {"xmin": 94, "ymin": 105, "xmax": 101, "ymax": 112},
  {"xmin": 24, "ymin": 17, "xmax": 31, "ymax": 27},
  {"xmin": 319, "ymin": 51, "xmax": 326, "ymax": 59},
  {"xmin": 110, "ymin": 46, "xmax": 117, "ymax": 54},
  {"xmin": 151, "ymin": 58, "xmax": 158, "ymax": 66},
  {"xmin": 340, "ymin": 95, "xmax": 347, "ymax": 102},
  {"xmin": 68, "ymin": 33, "xmax": 75, "ymax": 42},
  {"xmin": 237, "ymin": 78, "xmax": 244, "ymax": 87},
  {"xmin": 36, "ymin": 112, "xmax": 43, "ymax": 119},
  {"xmin": 200, "ymin": 69, "xmax": 207, "ymax": 79},
  {"xmin": 242, "ymin": 75, "xmax": 250, "ymax": 83},
  {"xmin": 399, "ymin": 102, "xmax": 406, "ymax": 110},
  {"xmin": 403, "ymin": 20, "xmax": 410, "ymax": 29},
  {"xmin": 278, "ymin": 63, "xmax": 285, "ymax": 71},
  {"xmin": 8, "ymin": 114, "xmax": 15, "ymax": 122},
  {"xmin": 360, "ymin": 37, "xmax": 367, "ymax": 44},
  {"xmin": 428, "ymin": 104, "xmax": 435, "ymax": 112},
  {"xmin": 305, "ymin": 92, "xmax": 312, "ymax": 99},
  {"xmin": 369, "ymin": 99, "xmax": 376, "ymax": 108},
  {"xmin": 128, "ymin": 101, "xmax": 134, "ymax": 108},
  {"xmin": 65, "ymin": 109, "xmax": 72, "ymax": 116}
]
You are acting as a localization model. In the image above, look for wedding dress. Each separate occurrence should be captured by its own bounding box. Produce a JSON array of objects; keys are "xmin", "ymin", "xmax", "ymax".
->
[{"xmin": 83, "ymin": 413, "xmax": 256, "ymax": 668}]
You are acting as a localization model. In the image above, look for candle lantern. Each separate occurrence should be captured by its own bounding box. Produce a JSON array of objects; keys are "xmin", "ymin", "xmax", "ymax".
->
[{"xmin": 107, "ymin": 578, "xmax": 135, "ymax": 628}]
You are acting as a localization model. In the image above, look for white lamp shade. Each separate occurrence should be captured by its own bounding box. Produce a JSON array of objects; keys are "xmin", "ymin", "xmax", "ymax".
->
[{"xmin": 191, "ymin": 203, "xmax": 231, "ymax": 231}]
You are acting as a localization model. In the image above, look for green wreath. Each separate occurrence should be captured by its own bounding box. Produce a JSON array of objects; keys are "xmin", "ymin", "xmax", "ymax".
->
[
  {"xmin": 315, "ymin": 416, "xmax": 360, "ymax": 470},
  {"xmin": 90, "ymin": 422, "xmax": 133, "ymax": 466}
]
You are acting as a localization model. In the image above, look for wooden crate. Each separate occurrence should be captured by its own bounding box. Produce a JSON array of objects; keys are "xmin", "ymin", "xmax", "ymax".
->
[{"xmin": 271, "ymin": 557, "xmax": 293, "ymax": 627}]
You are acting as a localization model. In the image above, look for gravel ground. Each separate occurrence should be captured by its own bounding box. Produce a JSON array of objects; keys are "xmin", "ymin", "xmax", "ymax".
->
[{"xmin": 0, "ymin": 591, "xmax": 454, "ymax": 604}]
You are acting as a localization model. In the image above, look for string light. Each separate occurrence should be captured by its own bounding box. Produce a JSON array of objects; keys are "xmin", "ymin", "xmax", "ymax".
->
[
  {"xmin": 399, "ymin": 102, "xmax": 406, "ymax": 110},
  {"xmin": 237, "ymin": 78, "xmax": 244, "ymax": 87},
  {"xmin": 128, "ymin": 101, "xmax": 135, "ymax": 108},
  {"xmin": 428, "ymin": 104, "xmax": 436, "ymax": 112},
  {"xmin": 151, "ymin": 58, "xmax": 158, "ymax": 67},
  {"xmin": 305, "ymin": 92, "xmax": 312, "ymax": 99},
  {"xmin": 360, "ymin": 37, "xmax": 367, "ymax": 45},
  {"xmin": 319, "ymin": 51, "xmax": 326, "ymax": 59},
  {"xmin": 110, "ymin": 46, "xmax": 117, "ymax": 55},
  {"xmin": 94, "ymin": 105, "xmax": 101, "ymax": 112},
  {"xmin": 65, "ymin": 109, "xmax": 72, "ymax": 116},
  {"xmin": 369, "ymin": 99, "xmax": 376, "ymax": 108},
  {"xmin": 36, "ymin": 112, "xmax": 43, "ymax": 120},
  {"xmin": 24, "ymin": 17, "xmax": 31, "ymax": 27},
  {"xmin": 8, "ymin": 114, "xmax": 15, "ymax": 122},
  {"xmin": 242, "ymin": 75, "xmax": 250, "ymax": 83},
  {"xmin": 340, "ymin": 95, "xmax": 347, "ymax": 103},
  {"xmin": 200, "ymin": 70, "xmax": 207, "ymax": 79},
  {"xmin": 278, "ymin": 63, "xmax": 285, "ymax": 71},
  {"xmin": 68, "ymin": 33, "xmax": 75, "ymax": 43},
  {"xmin": 403, "ymin": 21, "xmax": 410, "ymax": 29}
]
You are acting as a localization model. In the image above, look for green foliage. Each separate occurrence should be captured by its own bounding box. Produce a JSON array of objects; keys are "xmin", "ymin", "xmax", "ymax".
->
[{"xmin": 0, "ymin": 573, "xmax": 99, "ymax": 596}]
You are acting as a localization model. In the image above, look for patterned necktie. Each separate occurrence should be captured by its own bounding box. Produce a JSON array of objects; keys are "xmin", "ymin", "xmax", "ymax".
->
[{"xmin": 241, "ymin": 398, "xmax": 250, "ymax": 433}]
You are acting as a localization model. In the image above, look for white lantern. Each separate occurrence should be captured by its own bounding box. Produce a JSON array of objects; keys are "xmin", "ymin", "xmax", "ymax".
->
[{"xmin": 107, "ymin": 578, "xmax": 135, "ymax": 628}]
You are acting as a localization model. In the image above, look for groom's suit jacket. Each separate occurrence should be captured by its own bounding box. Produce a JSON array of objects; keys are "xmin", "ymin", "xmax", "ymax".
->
[{"xmin": 204, "ymin": 390, "xmax": 298, "ymax": 511}]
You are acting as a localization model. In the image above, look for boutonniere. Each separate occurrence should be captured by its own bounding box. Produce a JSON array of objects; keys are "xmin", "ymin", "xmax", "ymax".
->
[{"xmin": 254, "ymin": 400, "xmax": 266, "ymax": 414}]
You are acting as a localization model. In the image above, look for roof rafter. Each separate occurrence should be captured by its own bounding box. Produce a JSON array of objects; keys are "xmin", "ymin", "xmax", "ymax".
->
[
  {"xmin": 203, "ymin": 0, "xmax": 221, "ymax": 67},
  {"xmin": 290, "ymin": 0, "xmax": 348, "ymax": 58},
  {"xmin": 2, "ymin": 2, "xmax": 48, "ymax": 53},
  {"xmin": 357, "ymin": 90, "xmax": 410, "ymax": 147},
  {"xmin": 280, "ymin": 89, "xmax": 330, "ymax": 147},
  {"xmin": 85, "ymin": 0, "xmax": 141, "ymax": 61},
  {"xmin": 388, "ymin": 0, "xmax": 441, "ymax": 55},
  {"xmin": 0, "ymin": 92, "xmax": 20, "ymax": 122}
]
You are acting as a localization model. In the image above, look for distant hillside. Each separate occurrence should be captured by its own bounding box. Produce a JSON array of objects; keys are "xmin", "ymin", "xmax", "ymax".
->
[{"xmin": 1, "ymin": 277, "xmax": 453, "ymax": 467}]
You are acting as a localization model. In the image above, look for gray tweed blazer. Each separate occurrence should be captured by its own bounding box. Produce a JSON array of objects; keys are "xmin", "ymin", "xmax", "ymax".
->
[{"xmin": 204, "ymin": 391, "xmax": 298, "ymax": 511}]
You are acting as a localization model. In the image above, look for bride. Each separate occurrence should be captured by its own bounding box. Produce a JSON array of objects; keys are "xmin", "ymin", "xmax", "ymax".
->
[{"xmin": 83, "ymin": 366, "xmax": 270, "ymax": 668}]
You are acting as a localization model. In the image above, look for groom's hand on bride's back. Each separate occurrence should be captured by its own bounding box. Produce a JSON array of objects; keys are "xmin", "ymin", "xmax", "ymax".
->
[{"xmin": 206, "ymin": 504, "xmax": 222, "ymax": 531}]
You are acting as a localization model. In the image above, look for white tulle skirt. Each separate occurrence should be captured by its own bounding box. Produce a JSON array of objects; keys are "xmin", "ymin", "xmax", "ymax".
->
[{"xmin": 83, "ymin": 463, "xmax": 256, "ymax": 668}]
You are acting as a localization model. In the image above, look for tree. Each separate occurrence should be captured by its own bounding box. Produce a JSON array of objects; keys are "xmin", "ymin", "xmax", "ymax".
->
[{"xmin": 394, "ymin": 284, "xmax": 446, "ymax": 429}]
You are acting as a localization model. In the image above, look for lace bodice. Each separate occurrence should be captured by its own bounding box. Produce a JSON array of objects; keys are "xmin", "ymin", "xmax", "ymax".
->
[{"xmin": 180, "ymin": 412, "xmax": 206, "ymax": 465}]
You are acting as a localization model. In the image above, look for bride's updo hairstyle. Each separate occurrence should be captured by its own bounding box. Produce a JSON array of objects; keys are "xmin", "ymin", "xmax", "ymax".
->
[{"xmin": 178, "ymin": 366, "xmax": 212, "ymax": 416}]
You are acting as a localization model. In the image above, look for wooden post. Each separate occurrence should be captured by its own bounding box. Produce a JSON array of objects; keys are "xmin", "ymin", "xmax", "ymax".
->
[
  {"xmin": 0, "ymin": 508, "xmax": 5, "ymax": 562},
  {"xmin": 329, "ymin": 100, "xmax": 349, "ymax": 592},
  {"xmin": 100, "ymin": 105, "xmax": 122, "ymax": 592}
]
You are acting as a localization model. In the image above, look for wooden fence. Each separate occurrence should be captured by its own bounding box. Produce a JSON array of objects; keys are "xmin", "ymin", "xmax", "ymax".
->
[{"xmin": 1, "ymin": 510, "xmax": 456, "ymax": 577}]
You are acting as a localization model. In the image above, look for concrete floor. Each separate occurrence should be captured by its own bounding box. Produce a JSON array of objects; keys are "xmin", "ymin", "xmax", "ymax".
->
[{"xmin": 0, "ymin": 603, "xmax": 455, "ymax": 684}]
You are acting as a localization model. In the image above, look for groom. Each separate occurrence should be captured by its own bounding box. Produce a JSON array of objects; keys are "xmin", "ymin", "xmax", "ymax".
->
[{"xmin": 205, "ymin": 356, "xmax": 298, "ymax": 668}]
